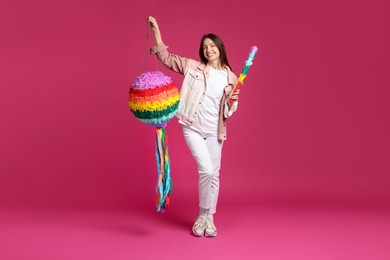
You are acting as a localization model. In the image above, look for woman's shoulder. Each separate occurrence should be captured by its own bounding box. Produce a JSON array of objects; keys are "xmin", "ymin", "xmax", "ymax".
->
[
  {"xmin": 226, "ymin": 67, "xmax": 238, "ymax": 82},
  {"xmin": 184, "ymin": 59, "xmax": 205, "ymax": 72},
  {"xmin": 188, "ymin": 59, "xmax": 203, "ymax": 67}
]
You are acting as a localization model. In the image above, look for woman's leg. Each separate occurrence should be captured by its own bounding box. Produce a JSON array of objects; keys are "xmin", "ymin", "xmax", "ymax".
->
[
  {"xmin": 182, "ymin": 126, "xmax": 215, "ymax": 211},
  {"xmin": 203, "ymin": 134, "xmax": 223, "ymax": 237},
  {"xmin": 205, "ymin": 135, "xmax": 224, "ymax": 216},
  {"xmin": 182, "ymin": 126, "xmax": 223, "ymax": 237},
  {"xmin": 182, "ymin": 126, "xmax": 224, "ymax": 212}
]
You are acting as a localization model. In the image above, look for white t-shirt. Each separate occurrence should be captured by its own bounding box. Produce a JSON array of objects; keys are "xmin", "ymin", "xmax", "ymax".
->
[{"xmin": 190, "ymin": 67, "xmax": 228, "ymax": 134}]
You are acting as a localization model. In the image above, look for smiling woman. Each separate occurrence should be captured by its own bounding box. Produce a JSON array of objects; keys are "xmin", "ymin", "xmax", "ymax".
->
[
  {"xmin": 203, "ymin": 39, "xmax": 220, "ymax": 60},
  {"xmin": 200, "ymin": 35, "xmax": 231, "ymax": 71},
  {"xmin": 147, "ymin": 16, "xmax": 240, "ymax": 237}
]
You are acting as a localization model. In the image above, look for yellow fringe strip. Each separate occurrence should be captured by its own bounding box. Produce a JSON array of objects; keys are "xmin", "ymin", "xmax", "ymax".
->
[{"xmin": 129, "ymin": 94, "xmax": 179, "ymax": 112}]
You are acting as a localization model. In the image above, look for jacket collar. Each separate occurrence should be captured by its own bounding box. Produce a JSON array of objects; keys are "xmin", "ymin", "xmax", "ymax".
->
[{"xmin": 197, "ymin": 62, "xmax": 235, "ymax": 86}]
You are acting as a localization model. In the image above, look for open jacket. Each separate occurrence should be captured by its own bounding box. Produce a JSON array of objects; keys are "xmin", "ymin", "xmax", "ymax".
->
[{"xmin": 151, "ymin": 42, "xmax": 238, "ymax": 140}]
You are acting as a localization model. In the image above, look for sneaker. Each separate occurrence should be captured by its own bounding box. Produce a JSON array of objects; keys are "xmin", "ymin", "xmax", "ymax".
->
[
  {"xmin": 192, "ymin": 215, "xmax": 207, "ymax": 237},
  {"xmin": 205, "ymin": 218, "xmax": 217, "ymax": 237}
]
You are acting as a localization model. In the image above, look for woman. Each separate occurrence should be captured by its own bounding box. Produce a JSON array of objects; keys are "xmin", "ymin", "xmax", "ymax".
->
[{"xmin": 148, "ymin": 16, "xmax": 239, "ymax": 237}]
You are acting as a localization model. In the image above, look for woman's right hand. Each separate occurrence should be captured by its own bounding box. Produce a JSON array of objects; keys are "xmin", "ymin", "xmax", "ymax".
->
[{"xmin": 148, "ymin": 16, "xmax": 159, "ymax": 32}]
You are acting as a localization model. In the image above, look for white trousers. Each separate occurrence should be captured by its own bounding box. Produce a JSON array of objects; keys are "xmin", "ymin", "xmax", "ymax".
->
[{"xmin": 182, "ymin": 125, "xmax": 224, "ymax": 214}]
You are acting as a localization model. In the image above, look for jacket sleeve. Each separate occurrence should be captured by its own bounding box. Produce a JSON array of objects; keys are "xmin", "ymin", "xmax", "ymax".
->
[
  {"xmin": 150, "ymin": 42, "xmax": 189, "ymax": 75},
  {"xmin": 224, "ymin": 100, "xmax": 238, "ymax": 118},
  {"xmin": 223, "ymin": 77, "xmax": 239, "ymax": 118}
]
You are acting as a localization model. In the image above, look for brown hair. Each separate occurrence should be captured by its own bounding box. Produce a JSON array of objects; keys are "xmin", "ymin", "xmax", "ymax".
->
[{"xmin": 199, "ymin": 33, "xmax": 233, "ymax": 71}]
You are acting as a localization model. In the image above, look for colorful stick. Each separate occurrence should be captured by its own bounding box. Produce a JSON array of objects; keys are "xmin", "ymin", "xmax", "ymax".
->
[{"xmin": 230, "ymin": 46, "xmax": 258, "ymax": 104}]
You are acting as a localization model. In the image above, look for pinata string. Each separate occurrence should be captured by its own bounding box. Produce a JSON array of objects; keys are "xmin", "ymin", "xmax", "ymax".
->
[{"xmin": 143, "ymin": 26, "xmax": 160, "ymax": 73}]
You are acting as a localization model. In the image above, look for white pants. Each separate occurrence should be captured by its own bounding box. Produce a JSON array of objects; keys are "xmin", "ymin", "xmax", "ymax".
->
[{"xmin": 182, "ymin": 125, "xmax": 224, "ymax": 214}]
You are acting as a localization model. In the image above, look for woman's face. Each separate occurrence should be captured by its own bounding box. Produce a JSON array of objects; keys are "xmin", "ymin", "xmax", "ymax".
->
[{"xmin": 202, "ymin": 38, "xmax": 220, "ymax": 64}]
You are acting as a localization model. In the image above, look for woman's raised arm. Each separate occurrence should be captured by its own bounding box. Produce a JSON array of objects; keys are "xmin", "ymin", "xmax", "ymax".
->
[{"xmin": 147, "ymin": 16, "xmax": 162, "ymax": 45}]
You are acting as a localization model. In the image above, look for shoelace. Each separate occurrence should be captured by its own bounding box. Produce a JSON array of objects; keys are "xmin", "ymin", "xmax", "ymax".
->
[
  {"xmin": 206, "ymin": 219, "xmax": 216, "ymax": 230},
  {"xmin": 196, "ymin": 217, "xmax": 206, "ymax": 228}
]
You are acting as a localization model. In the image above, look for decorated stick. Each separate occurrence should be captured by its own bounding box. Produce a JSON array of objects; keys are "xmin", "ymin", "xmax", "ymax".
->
[{"xmin": 229, "ymin": 46, "xmax": 258, "ymax": 104}]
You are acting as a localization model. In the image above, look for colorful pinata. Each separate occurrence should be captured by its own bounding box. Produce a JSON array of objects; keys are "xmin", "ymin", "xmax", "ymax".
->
[
  {"xmin": 129, "ymin": 71, "xmax": 179, "ymax": 127},
  {"xmin": 129, "ymin": 71, "xmax": 179, "ymax": 212}
]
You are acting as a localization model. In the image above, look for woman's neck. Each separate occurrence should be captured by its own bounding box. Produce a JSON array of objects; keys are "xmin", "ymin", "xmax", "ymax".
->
[{"xmin": 209, "ymin": 61, "xmax": 223, "ymax": 70}]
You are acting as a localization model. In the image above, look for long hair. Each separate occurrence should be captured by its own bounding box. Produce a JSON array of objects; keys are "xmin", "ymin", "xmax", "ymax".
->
[{"xmin": 199, "ymin": 33, "xmax": 233, "ymax": 71}]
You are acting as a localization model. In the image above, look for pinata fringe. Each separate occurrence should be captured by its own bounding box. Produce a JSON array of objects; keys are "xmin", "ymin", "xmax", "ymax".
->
[{"xmin": 155, "ymin": 127, "xmax": 172, "ymax": 212}]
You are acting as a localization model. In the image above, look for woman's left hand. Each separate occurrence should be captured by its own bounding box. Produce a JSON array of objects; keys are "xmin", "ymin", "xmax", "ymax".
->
[
  {"xmin": 228, "ymin": 89, "xmax": 239, "ymax": 109},
  {"xmin": 230, "ymin": 89, "xmax": 240, "ymax": 102}
]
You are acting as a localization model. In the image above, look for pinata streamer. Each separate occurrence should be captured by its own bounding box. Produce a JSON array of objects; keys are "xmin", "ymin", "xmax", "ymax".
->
[
  {"xmin": 230, "ymin": 46, "xmax": 258, "ymax": 104},
  {"xmin": 155, "ymin": 127, "xmax": 172, "ymax": 211},
  {"xmin": 129, "ymin": 71, "xmax": 179, "ymax": 211}
]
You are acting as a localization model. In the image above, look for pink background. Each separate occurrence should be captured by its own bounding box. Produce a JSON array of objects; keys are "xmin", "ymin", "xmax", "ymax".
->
[{"xmin": 1, "ymin": 0, "xmax": 389, "ymax": 210}]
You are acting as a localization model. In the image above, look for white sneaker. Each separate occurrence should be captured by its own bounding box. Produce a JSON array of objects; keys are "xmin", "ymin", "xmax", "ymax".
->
[
  {"xmin": 205, "ymin": 218, "xmax": 217, "ymax": 237},
  {"xmin": 192, "ymin": 216, "xmax": 207, "ymax": 237}
]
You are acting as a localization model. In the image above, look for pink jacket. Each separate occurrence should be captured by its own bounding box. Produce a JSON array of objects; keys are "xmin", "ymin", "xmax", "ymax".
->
[{"xmin": 151, "ymin": 42, "xmax": 238, "ymax": 140}]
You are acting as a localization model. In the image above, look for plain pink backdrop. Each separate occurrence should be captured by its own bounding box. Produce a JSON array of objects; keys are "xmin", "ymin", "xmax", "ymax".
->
[{"xmin": 0, "ymin": 0, "xmax": 389, "ymax": 210}]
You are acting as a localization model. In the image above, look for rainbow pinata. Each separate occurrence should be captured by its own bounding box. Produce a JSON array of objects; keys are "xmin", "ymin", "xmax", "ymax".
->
[
  {"xmin": 129, "ymin": 71, "xmax": 179, "ymax": 127},
  {"xmin": 128, "ymin": 71, "xmax": 179, "ymax": 212}
]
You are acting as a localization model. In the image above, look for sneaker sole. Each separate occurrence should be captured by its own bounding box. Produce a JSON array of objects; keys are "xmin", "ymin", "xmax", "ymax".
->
[
  {"xmin": 192, "ymin": 226, "xmax": 204, "ymax": 237},
  {"xmin": 204, "ymin": 231, "xmax": 217, "ymax": 237}
]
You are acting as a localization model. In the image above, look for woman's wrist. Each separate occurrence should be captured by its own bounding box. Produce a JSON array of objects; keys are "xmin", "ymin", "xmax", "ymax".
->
[{"xmin": 154, "ymin": 31, "xmax": 163, "ymax": 45}]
